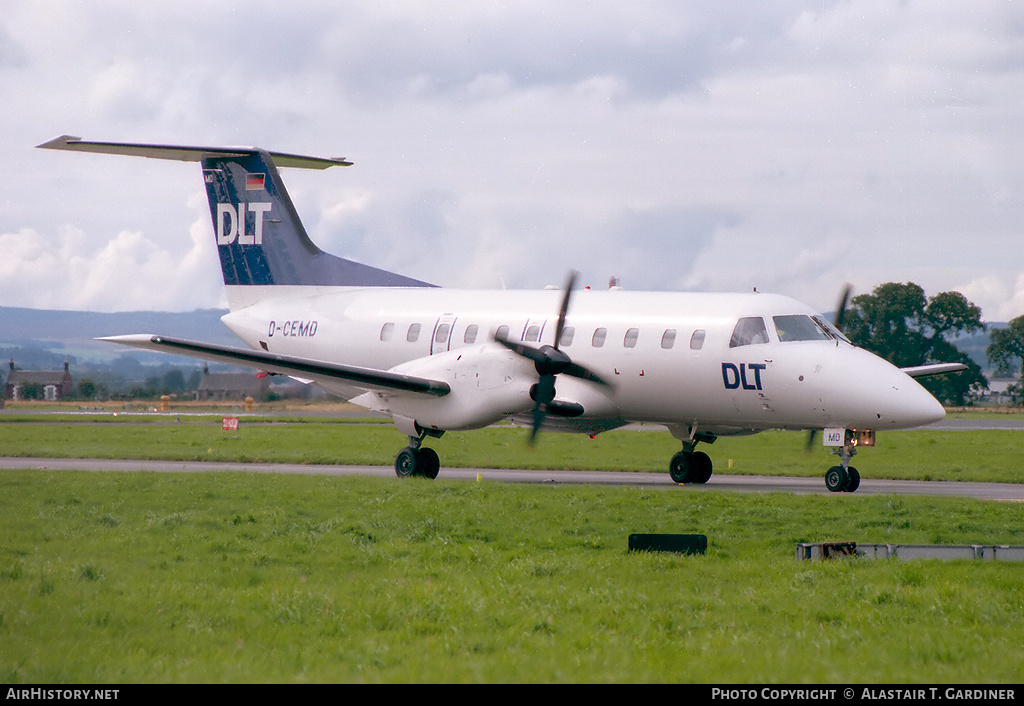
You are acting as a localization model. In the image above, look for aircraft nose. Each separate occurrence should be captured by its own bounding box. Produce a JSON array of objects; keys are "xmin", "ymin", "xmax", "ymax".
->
[
  {"xmin": 839, "ymin": 348, "xmax": 946, "ymax": 430},
  {"xmin": 893, "ymin": 376, "xmax": 946, "ymax": 428}
]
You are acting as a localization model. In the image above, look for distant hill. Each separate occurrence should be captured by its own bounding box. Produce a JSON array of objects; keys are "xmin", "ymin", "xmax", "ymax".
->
[
  {"xmin": 951, "ymin": 325, "xmax": 999, "ymax": 371},
  {"xmin": 0, "ymin": 305, "xmax": 237, "ymax": 369}
]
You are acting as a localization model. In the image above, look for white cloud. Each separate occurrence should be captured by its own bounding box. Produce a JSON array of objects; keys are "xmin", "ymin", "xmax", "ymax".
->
[{"xmin": 1, "ymin": 1, "xmax": 1022, "ymax": 322}]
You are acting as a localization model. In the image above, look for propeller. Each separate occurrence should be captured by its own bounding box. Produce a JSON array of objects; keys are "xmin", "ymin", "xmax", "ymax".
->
[
  {"xmin": 833, "ymin": 283, "xmax": 853, "ymax": 334},
  {"xmin": 494, "ymin": 270, "xmax": 612, "ymax": 442},
  {"xmin": 806, "ymin": 283, "xmax": 853, "ymax": 451}
]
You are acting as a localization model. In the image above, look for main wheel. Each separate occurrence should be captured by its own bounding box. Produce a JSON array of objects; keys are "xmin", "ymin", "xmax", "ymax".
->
[
  {"xmin": 669, "ymin": 451, "xmax": 713, "ymax": 484},
  {"xmin": 417, "ymin": 447, "xmax": 440, "ymax": 480},
  {"xmin": 669, "ymin": 451, "xmax": 692, "ymax": 483},
  {"xmin": 825, "ymin": 465, "xmax": 848, "ymax": 493},
  {"xmin": 691, "ymin": 451, "xmax": 713, "ymax": 484},
  {"xmin": 395, "ymin": 448, "xmax": 418, "ymax": 477}
]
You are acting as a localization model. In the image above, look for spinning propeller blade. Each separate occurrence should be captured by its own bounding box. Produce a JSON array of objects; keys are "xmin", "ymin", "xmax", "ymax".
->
[
  {"xmin": 807, "ymin": 283, "xmax": 854, "ymax": 450},
  {"xmin": 493, "ymin": 270, "xmax": 611, "ymax": 442},
  {"xmin": 834, "ymin": 283, "xmax": 853, "ymax": 333}
]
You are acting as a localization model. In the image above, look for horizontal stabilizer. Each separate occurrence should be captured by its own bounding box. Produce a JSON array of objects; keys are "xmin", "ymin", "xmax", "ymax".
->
[
  {"xmin": 900, "ymin": 362, "xmax": 969, "ymax": 378},
  {"xmin": 99, "ymin": 334, "xmax": 450, "ymax": 397},
  {"xmin": 37, "ymin": 135, "xmax": 352, "ymax": 169}
]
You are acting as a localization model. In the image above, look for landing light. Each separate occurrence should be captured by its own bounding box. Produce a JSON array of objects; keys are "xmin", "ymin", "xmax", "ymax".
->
[
  {"xmin": 823, "ymin": 428, "xmax": 875, "ymax": 447},
  {"xmin": 854, "ymin": 430, "xmax": 876, "ymax": 447}
]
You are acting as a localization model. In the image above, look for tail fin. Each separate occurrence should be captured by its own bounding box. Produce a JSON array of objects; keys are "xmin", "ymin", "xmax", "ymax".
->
[{"xmin": 38, "ymin": 136, "xmax": 433, "ymax": 291}]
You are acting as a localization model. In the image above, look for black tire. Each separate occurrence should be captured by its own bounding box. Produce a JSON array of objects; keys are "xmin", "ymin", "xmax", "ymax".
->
[
  {"xmin": 825, "ymin": 465, "xmax": 848, "ymax": 493},
  {"xmin": 692, "ymin": 451, "xmax": 713, "ymax": 484},
  {"xmin": 395, "ymin": 448, "xmax": 418, "ymax": 478},
  {"xmin": 417, "ymin": 447, "xmax": 440, "ymax": 480},
  {"xmin": 844, "ymin": 467, "xmax": 860, "ymax": 493},
  {"xmin": 669, "ymin": 451, "xmax": 691, "ymax": 483}
]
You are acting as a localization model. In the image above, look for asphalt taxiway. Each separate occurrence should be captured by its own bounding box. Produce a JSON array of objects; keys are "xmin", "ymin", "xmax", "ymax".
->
[{"xmin": 2, "ymin": 456, "xmax": 1022, "ymax": 501}]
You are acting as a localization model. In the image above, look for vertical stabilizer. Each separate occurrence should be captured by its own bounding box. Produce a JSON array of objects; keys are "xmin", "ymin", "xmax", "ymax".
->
[
  {"xmin": 38, "ymin": 135, "xmax": 433, "ymax": 293},
  {"xmin": 199, "ymin": 149, "xmax": 430, "ymax": 288}
]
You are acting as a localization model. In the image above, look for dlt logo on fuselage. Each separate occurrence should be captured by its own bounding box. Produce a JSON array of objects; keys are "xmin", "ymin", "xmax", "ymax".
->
[
  {"xmin": 217, "ymin": 202, "xmax": 272, "ymax": 246},
  {"xmin": 722, "ymin": 362, "xmax": 767, "ymax": 390}
]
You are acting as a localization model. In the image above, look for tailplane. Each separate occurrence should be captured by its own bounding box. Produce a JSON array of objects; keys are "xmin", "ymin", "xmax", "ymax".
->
[{"xmin": 38, "ymin": 136, "xmax": 433, "ymax": 292}]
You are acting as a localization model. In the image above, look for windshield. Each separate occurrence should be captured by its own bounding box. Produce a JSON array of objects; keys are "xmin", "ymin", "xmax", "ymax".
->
[
  {"xmin": 773, "ymin": 315, "xmax": 832, "ymax": 342},
  {"xmin": 812, "ymin": 315, "xmax": 851, "ymax": 343},
  {"xmin": 772, "ymin": 314, "xmax": 850, "ymax": 343}
]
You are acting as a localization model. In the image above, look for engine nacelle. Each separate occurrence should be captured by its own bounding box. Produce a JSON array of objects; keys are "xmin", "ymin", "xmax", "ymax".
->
[{"xmin": 361, "ymin": 345, "xmax": 537, "ymax": 431}]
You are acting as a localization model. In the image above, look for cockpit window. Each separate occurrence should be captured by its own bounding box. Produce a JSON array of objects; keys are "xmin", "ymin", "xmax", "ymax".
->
[
  {"xmin": 729, "ymin": 317, "xmax": 770, "ymax": 347},
  {"xmin": 773, "ymin": 315, "xmax": 833, "ymax": 342},
  {"xmin": 772, "ymin": 314, "xmax": 851, "ymax": 344},
  {"xmin": 812, "ymin": 315, "xmax": 850, "ymax": 343}
]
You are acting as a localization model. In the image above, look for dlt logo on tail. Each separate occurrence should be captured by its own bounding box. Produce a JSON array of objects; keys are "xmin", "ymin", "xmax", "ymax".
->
[{"xmin": 216, "ymin": 202, "xmax": 272, "ymax": 245}]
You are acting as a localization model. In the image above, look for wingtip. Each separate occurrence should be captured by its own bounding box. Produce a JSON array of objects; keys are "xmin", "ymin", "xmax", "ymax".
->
[
  {"xmin": 37, "ymin": 135, "xmax": 83, "ymax": 150},
  {"xmin": 95, "ymin": 333, "xmax": 159, "ymax": 344}
]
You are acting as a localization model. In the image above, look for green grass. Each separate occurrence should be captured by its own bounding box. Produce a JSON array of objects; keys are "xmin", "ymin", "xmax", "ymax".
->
[
  {"xmin": 2, "ymin": 416, "xmax": 1023, "ymax": 682},
  {"xmin": 1, "ymin": 470, "xmax": 1023, "ymax": 683},
  {"xmin": 2, "ymin": 419, "xmax": 1024, "ymax": 484}
]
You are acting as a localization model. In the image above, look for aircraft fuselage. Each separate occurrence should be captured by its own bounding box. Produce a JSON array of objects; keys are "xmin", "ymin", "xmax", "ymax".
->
[{"xmin": 221, "ymin": 285, "xmax": 945, "ymax": 437}]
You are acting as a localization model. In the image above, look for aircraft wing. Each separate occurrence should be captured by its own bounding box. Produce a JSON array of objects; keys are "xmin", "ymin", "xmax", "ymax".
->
[
  {"xmin": 99, "ymin": 334, "xmax": 451, "ymax": 397},
  {"xmin": 900, "ymin": 362, "xmax": 969, "ymax": 378}
]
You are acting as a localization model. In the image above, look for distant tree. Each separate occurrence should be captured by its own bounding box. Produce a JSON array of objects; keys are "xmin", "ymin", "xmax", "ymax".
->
[
  {"xmin": 21, "ymin": 382, "xmax": 44, "ymax": 400},
  {"xmin": 986, "ymin": 316, "xmax": 1024, "ymax": 405},
  {"xmin": 77, "ymin": 378, "xmax": 97, "ymax": 400},
  {"xmin": 844, "ymin": 282, "xmax": 987, "ymax": 406},
  {"xmin": 144, "ymin": 376, "xmax": 161, "ymax": 397},
  {"xmin": 161, "ymin": 369, "xmax": 186, "ymax": 395}
]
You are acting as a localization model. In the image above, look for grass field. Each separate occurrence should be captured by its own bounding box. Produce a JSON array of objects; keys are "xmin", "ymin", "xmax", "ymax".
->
[
  {"xmin": 1, "ymin": 410, "xmax": 1023, "ymax": 683},
  {"xmin": 2, "ymin": 411, "xmax": 1024, "ymax": 484}
]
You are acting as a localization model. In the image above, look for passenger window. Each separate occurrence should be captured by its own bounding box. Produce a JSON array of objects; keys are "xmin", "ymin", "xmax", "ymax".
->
[
  {"xmin": 495, "ymin": 324, "xmax": 510, "ymax": 341},
  {"xmin": 434, "ymin": 323, "xmax": 451, "ymax": 344},
  {"xmin": 559, "ymin": 326, "xmax": 575, "ymax": 347},
  {"xmin": 661, "ymin": 329, "xmax": 677, "ymax": 350},
  {"xmin": 592, "ymin": 328, "xmax": 607, "ymax": 348},
  {"xmin": 464, "ymin": 324, "xmax": 479, "ymax": 344},
  {"xmin": 407, "ymin": 323, "xmax": 421, "ymax": 343},
  {"xmin": 690, "ymin": 330, "xmax": 706, "ymax": 350},
  {"xmin": 380, "ymin": 322, "xmax": 395, "ymax": 342},
  {"xmin": 525, "ymin": 325, "xmax": 541, "ymax": 342},
  {"xmin": 624, "ymin": 328, "xmax": 639, "ymax": 348},
  {"xmin": 729, "ymin": 317, "xmax": 769, "ymax": 347}
]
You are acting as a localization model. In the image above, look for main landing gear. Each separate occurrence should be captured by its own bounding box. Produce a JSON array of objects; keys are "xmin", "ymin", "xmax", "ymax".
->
[
  {"xmin": 668, "ymin": 432, "xmax": 717, "ymax": 484},
  {"xmin": 394, "ymin": 428, "xmax": 445, "ymax": 479}
]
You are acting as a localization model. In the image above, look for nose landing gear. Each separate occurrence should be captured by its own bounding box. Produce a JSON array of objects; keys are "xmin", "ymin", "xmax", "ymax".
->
[{"xmin": 823, "ymin": 429, "xmax": 871, "ymax": 492}]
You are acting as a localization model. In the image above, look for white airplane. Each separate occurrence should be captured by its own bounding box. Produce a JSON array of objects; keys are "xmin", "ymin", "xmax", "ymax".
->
[{"xmin": 39, "ymin": 135, "xmax": 965, "ymax": 492}]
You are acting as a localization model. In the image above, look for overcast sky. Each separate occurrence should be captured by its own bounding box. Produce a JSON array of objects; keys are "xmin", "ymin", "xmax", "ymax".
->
[{"xmin": 2, "ymin": 2, "xmax": 1023, "ymax": 321}]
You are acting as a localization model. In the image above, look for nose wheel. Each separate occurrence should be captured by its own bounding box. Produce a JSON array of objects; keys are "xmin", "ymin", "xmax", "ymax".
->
[
  {"xmin": 825, "ymin": 436, "xmax": 861, "ymax": 492},
  {"xmin": 825, "ymin": 464, "xmax": 860, "ymax": 492}
]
